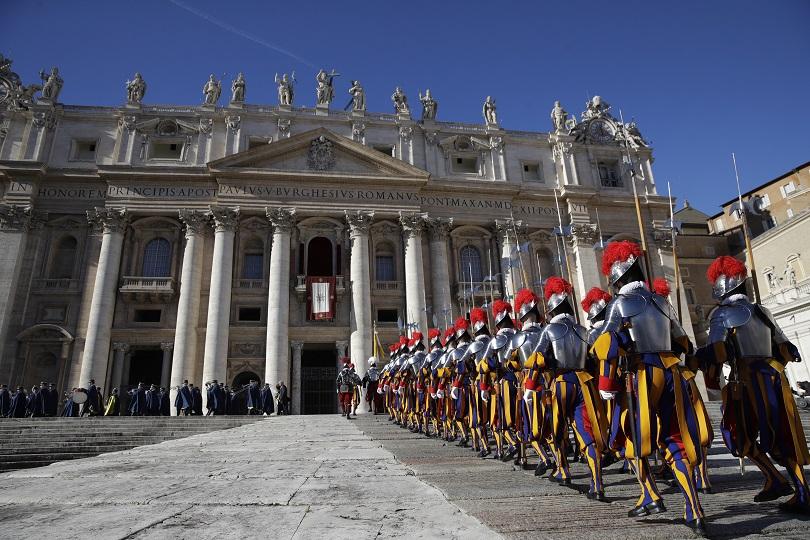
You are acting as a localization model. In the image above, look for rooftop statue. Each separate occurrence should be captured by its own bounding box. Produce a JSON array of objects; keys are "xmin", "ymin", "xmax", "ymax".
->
[
  {"xmin": 391, "ymin": 87, "xmax": 410, "ymax": 115},
  {"xmin": 419, "ymin": 89, "xmax": 437, "ymax": 121},
  {"xmin": 275, "ymin": 72, "xmax": 296, "ymax": 106},
  {"xmin": 230, "ymin": 72, "xmax": 245, "ymax": 103},
  {"xmin": 39, "ymin": 67, "xmax": 63, "ymax": 102},
  {"xmin": 315, "ymin": 68, "xmax": 339, "ymax": 106},
  {"xmin": 126, "ymin": 72, "xmax": 146, "ymax": 104},
  {"xmin": 202, "ymin": 74, "xmax": 221, "ymax": 105},
  {"xmin": 348, "ymin": 80, "xmax": 365, "ymax": 112},
  {"xmin": 482, "ymin": 95, "xmax": 497, "ymax": 125},
  {"xmin": 550, "ymin": 100, "xmax": 568, "ymax": 132}
]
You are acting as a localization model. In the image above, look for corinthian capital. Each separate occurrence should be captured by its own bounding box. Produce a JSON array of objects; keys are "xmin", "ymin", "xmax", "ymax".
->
[
  {"xmin": 86, "ymin": 207, "xmax": 129, "ymax": 234},
  {"xmin": 399, "ymin": 212, "xmax": 428, "ymax": 239},
  {"xmin": 208, "ymin": 205, "xmax": 240, "ymax": 233},
  {"xmin": 426, "ymin": 216, "xmax": 453, "ymax": 240},
  {"xmin": 493, "ymin": 218, "xmax": 526, "ymax": 243},
  {"xmin": 569, "ymin": 223, "xmax": 599, "ymax": 246},
  {"xmin": 178, "ymin": 209, "xmax": 210, "ymax": 237},
  {"xmin": 0, "ymin": 205, "xmax": 46, "ymax": 231},
  {"xmin": 266, "ymin": 207, "xmax": 296, "ymax": 233},
  {"xmin": 345, "ymin": 210, "xmax": 374, "ymax": 236}
]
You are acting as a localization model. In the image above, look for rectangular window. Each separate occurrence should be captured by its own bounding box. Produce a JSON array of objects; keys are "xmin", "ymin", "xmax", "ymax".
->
[
  {"xmin": 150, "ymin": 142, "xmax": 183, "ymax": 159},
  {"xmin": 685, "ymin": 288, "xmax": 696, "ymax": 305},
  {"xmin": 522, "ymin": 162, "xmax": 542, "ymax": 182},
  {"xmin": 134, "ymin": 309, "xmax": 162, "ymax": 323},
  {"xmin": 787, "ymin": 208, "xmax": 794, "ymax": 219},
  {"xmin": 598, "ymin": 162, "xmax": 621, "ymax": 187},
  {"xmin": 452, "ymin": 156, "xmax": 478, "ymax": 174},
  {"xmin": 703, "ymin": 245, "xmax": 716, "ymax": 256},
  {"xmin": 238, "ymin": 307, "xmax": 262, "ymax": 322},
  {"xmin": 375, "ymin": 255, "xmax": 395, "ymax": 281},
  {"xmin": 373, "ymin": 145, "xmax": 395, "ymax": 157},
  {"xmin": 713, "ymin": 218, "xmax": 724, "ymax": 232},
  {"xmin": 377, "ymin": 309, "xmax": 398, "ymax": 323},
  {"xmin": 71, "ymin": 140, "xmax": 97, "ymax": 161},
  {"xmin": 760, "ymin": 193, "xmax": 771, "ymax": 208},
  {"xmin": 242, "ymin": 254, "xmax": 263, "ymax": 279},
  {"xmin": 784, "ymin": 181, "xmax": 796, "ymax": 195}
]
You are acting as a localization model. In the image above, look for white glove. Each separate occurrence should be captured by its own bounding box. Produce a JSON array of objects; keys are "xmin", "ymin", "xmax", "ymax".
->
[
  {"xmin": 436, "ymin": 390, "xmax": 444, "ymax": 399},
  {"xmin": 523, "ymin": 389, "xmax": 533, "ymax": 404},
  {"xmin": 383, "ymin": 384, "xmax": 389, "ymax": 392},
  {"xmin": 377, "ymin": 387, "xmax": 383, "ymax": 395},
  {"xmin": 398, "ymin": 386, "xmax": 405, "ymax": 395},
  {"xmin": 430, "ymin": 393, "xmax": 437, "ymax": 399},
  {"xmin": 480, "ymin": 390, "xmax": 489, "ymax": 402},
  {"xmin": 599, "ymin": 390, "xmax": 617, "ymax": 401},
  {"xmin": 450, "ymin": 387, "xmax": 459, "ymax": 400}
]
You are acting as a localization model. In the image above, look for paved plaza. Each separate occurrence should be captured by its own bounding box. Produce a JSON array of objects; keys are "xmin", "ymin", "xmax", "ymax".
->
[{"xmin": 1, "ymin": 412, "xmax": 809, "ymax": 539}]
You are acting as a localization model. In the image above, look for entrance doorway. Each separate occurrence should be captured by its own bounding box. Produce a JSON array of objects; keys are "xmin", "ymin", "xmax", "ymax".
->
[
  {"xmin": 127, "ymin": 349, "xmax": 163, "ymax": 387},
  {"xmin": 307, "ymin": 236, "xmax": 333, "ymax": 276},
  {"xmin": 301, "ymin": 346, "xmax": 337, "ymax": 414}
]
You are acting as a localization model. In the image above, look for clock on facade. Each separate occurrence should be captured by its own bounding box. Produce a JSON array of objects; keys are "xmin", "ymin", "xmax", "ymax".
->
[{"xmin": 587, "ymin": 119, "xmax": 615, "ymax": 144}]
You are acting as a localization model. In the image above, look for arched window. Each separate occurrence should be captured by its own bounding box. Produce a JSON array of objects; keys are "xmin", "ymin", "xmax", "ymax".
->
[
  {"xmin": 460, "ymin": 245, "xmax": 483, "ymax": 282},
  {"xmin": 375, "ymin": 241, "xmax": 396, "ymax": 282},
  {"xmin": 49, "ymin": 236, "xmax": 78, "ymax": 278},
  {"xmin": 306, "ymin": 236, "xmax": 333, "ymax": 276},
  {"xmin": 142, "ymin": 238, "xmax": 171, "ymax": 277},
  {"xmin": 242, "ymin": 238, "xmax": 264, "ymax": 280}
]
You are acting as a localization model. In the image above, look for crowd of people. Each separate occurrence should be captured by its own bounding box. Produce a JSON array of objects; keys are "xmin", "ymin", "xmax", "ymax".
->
[
  {"xmin": 374, "ymin": 242, "xmax": 810, "ymax": 537},
  {"xmin": 0, "ymin": 378, "xmax": 290, "ymax": 418}
]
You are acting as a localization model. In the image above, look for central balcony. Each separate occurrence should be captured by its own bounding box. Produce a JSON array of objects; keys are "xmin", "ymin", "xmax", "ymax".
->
[
  {"xmin": 294, "ymin": 274, "xmax": 345, "ymax": 301},
  {"xmin": 119, "ymin": 276, "xmax": 175, "ymax": 303},
  {"xmin": 454, "ymin": 281, "xmax": 502, "ymax": 303}
]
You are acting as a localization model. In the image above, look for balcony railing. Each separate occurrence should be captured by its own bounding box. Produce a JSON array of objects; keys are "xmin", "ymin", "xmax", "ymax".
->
[
  {"xmin": 119, "ymin": 276, "xmax": 175, "ymax": 302},
  {"xmin": 32, "ymin": 278, "xmax": 79, "ymax": 292},
  {"xmin": 294, "ymin": 275, "xmax": 346, "ymax": 300},
  {"xmin": 374, "ymin": 281, "xmax": 400, "ymax": 291},
  {"xmin": 235, "ymin": 278, "xmax": 265, "ymax": 290},
  {"xmin": 454, "ymin": 281, "xmax": 502, "ymax": 302},
  {"xmin": 760, "ymin": 277, "xmax": 810, "ymax": 306}
]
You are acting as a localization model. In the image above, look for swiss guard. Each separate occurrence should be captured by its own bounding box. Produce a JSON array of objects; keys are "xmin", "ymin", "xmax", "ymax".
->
[
  {"xmin": 696, "ymin": 255, "xmax": 810, "ymax": 514},
  {"xmin": 450, "ymin": 316, "xmax": 474, "ymax": 447},
  {"xmin": 468, "ymin": 307, "xmax": 493, "ymax": 457},
  {"xmin": 528, "ymin": 277, "xmax": 607, "ymax": 499},
  {"xmin": 593, "ymin": 240, "xmax": 706, "ymax": 534}
]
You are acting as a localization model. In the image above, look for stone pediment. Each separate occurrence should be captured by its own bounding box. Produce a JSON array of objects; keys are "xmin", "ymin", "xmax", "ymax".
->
[{"xmin": 208, "ymin": 127, "xmax": 429, "ymax": 182}]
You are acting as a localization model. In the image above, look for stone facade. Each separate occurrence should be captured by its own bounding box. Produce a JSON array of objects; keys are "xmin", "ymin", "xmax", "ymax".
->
[{"xmin": 0, "ymin": 57, "xmax": 689, "ymax": 412}]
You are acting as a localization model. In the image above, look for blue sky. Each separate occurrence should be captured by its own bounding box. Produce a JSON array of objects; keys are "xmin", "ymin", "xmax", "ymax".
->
[{"xmin": 2, "ymin": 0, "xmax": 808, "ymax": 215}]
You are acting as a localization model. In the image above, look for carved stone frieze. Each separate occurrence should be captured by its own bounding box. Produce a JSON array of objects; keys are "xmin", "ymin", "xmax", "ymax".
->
[
  {"xmin": 307, "ymin": 135, "xmax": 336, "ymax": 171},
  {"xmin": 277, "ymin": 118, "xmax": 291, "ymax": 138},
  {"xmin": 0, "ymin": 205, "xmax": 47, "ymax": 231},
  {"xmin": 225, "ymin": 115, "xmax": 241, "ymax": 132}
]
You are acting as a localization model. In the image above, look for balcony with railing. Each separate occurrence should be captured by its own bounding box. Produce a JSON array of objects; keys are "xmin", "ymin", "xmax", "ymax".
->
[
  {"xmin": 374, "ymin": 280, "xmax": 401, "ymax": 294},
  {"xmin": 119, "ymin": 276, "xmax": 175, "ymax": 303},
  {"xmin": 294, "ymin": 274, "xmax": 345, "ymax": 301},
  {"xmin": 32, "ymin": 278, "xmax": 80, "ymax": 293},
  {"xmin": 454, "ymin": 281, "xmax": 502, "ymax": 303},
  {"xmin": 234, "ymin": 278, "xmax": 266, "ymax": 294},
  {"xmin": 761, "ymin": 277, "xmax": 810, "ymax": 307}
]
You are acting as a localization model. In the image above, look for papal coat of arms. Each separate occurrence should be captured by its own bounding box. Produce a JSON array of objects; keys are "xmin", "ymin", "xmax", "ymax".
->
[{"xmin": 307, "ymin": 135, "xmax": 336, "ymax": 171}]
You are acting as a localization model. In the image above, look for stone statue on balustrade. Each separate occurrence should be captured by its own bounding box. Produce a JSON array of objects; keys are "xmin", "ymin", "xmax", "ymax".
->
[
  {"xmin": 275, "ymin": 72, "xmax": 296, "ymax": 106},
  {"xmin": 348, "ymin": 80, "xmax": 365, "ymax": 112},
  {"xmin": 126, "ymin": 72, "xmax": 147, "ymax": 104},
  {"xmin": 315, "ymin": 68, "xmax": 339, "ymax": 106},
  {"xmin": 550, "ymin": 100, "xmax": 568, "ymax": 132},
  {"xmin": 230, "ymin": 72, "xmax": 245, "ymax": 103},
  {"xmin": 391, "ymin": 87, "xmax": 410, "ymax": 115},
  {"xmin": 483, "ymin": 95, "xmax": 497, "ymax": 125},
  {"xmin": 202, "ymin": 74, "xmax": 221, "ymax": 105},
  {"xmin": 419, "ymin": 89, "xmax": 437, "ymax": 121},
  {"xmin": 39, "ymin": 67, "xmax": 63, "ymax": 102}
]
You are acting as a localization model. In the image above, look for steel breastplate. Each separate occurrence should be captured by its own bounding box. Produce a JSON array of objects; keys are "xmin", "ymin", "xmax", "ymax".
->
[
  {"xmin": 621, "ymin": 291, "xmax": 672, "ymax": 353},
  {"xmin": 514, "ymin": 328, "xmax": 542, "ymax": 368},
  {"xmin": 725, "ymin": 303, "xmax": 773, "ymax": 358},
  {"xmin": 547, "ymin": 320, "xmax": 588, "ymax": 370}
]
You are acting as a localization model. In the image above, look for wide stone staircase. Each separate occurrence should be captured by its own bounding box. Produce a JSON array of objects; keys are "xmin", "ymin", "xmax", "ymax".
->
[{"xmin": 0, "ymin": 416, "xmax": 263, "ymax": 472}]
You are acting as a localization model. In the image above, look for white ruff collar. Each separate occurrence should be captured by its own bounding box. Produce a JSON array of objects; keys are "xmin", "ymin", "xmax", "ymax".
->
[
  {"xmin": 722, "ymin": 293, "xmax": 749, "ymax": 305},
  {"xmin": 550, "ymin": 313, "xmax": 574, "ymax": 323},
  {"xmin": 619, "ymin": 281, "xmax": 647, "ymax": 295},
  {"xmin": 591, "ymin": 320, "xmax": 605, "ymax": 329}
]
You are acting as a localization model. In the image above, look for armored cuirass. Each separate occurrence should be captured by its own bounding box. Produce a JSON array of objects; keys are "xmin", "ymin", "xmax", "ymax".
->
[
  {"xmin": 491, "ymin": 328, "xmax": 517, "ymax": 365},
  {"xmin": 545, "ymin": 318, "xmax": 588, "ymax": 371},
  {"xmin": 511, "ymin": 326, "xmax": 543, "ymax": 368},
  {"xmin": 723, "ymin": 302, "xmax": 774, "ymax": 359},
  {"xmin": 615, "ymin": 290, "xmax": 673, "ymax": 353}
]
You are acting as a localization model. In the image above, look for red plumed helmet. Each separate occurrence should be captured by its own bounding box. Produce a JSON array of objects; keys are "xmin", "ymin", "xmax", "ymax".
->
[
  {"xmin": 707, "ymin": 255, "xmax": 747, "ymax": 282},
  {"xmin": 428, "ymin": 328, "xmax": 441, "ymax": 340},
  {"xmin": 454, "ymin": 317, "xmax": 469, "ymax": 332},
  {"xmin": 581, "ymin": 287, "xmax": 612, "ymax": 313},
  {"xmin": 601, "ymin": 240, "xmax": 643, "ymax": 277},
  {"xmin": 411, "ymin": 331, "xmax": 423, "ymax": 344},
  {"xmin": 407, "ymin": 337, "xmax": 416, "ymax": 347},
  {"xmin": 443, "ymin": 327, "xmax": 455, "ymax": 339},
  {"xmin": 515, "ymin": 288, "xmax": 538, "ymax": 314},
  {"xmin": 388, "ymin": 344, "xmax": 398, "ymax": 353},
  {"xmin": 652, "ymin": 278, "xmax": 671, "ymax": 297},
  {"xmin": 491, "ymin": 299, "xmax": 512, "ymax": 317},
  {"xmin": 544, "ymin": 276, "xmax": 573, "ymax": 301},
  {"xmin": 470, "ymin": 307, "xmax": 487, "ymax": 333}
]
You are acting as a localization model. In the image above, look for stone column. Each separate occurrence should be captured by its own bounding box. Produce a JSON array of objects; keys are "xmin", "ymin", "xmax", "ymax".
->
[
  {"xmin": 160, "ymin": 342, "xmax": 173, "ymax": 388},
  {"xmin": 290, "ymin": 341, "xmax": 303, "ymax": 415},
  {"xmin": 568, "ymin": 223, "xmax": 602, "ymax": 303},
  {"xmin": 170, "ymin": 210, "xmax": 209, "ymax": 413},
  {"xmin": 494, "ymin": 218, "xmax": 525, "ymax": 302},
  {"xmin": 110, "ymin": 342, "xmax": 129, "ymax": 390},
  {"xmin": 345, "ymin": 210, "xmax": 374, "ymax": 379},
  {"xmin": 79, "ymin": 208, "xmax": 129, "ymax": 388},
  {"xmin": 0, "ymin": 206, "xmax": 43, "ymax": 376},
  {"xmin": 265, "ymin": 207, "xmax": 296, "ymax": 386},
  {"xmin": 400, "ymin": 213, "xmax": 429, "ymax": 337},
  {"xmin": 201, "ymin": 206, "xmax": 240, "ymax": 410},
  {"xmin": 426, "ymin": 217, "xmax": 453, "ymax": 329}
]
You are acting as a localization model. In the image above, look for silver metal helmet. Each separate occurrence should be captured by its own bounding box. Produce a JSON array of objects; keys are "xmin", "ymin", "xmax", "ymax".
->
[
  {"xmin": 712, "ymin": 273, "xmax": 747, "ymax": 300},
  {"xmin": 518, "ymin": 297, "xmax": 538, "ymax": 321},
  {"xmin": 547, "ymin": 291, "xmax": 571, "ymax": 313},
  {"xmin": 609, "ymin": 255, "xmax": 642, "ymax": 286},
  {"xmin": 587, "ymin": 298, "xmax": 609, "ymax": 321}
]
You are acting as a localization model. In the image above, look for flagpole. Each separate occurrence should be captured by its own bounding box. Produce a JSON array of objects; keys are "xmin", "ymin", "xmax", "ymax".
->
[
  {"xmin": 732, "ymin": 153, "xmax": 761, "ymax": 303},
  {"xmin": 667, "ymin": 181, "xmax": 683, "ymax": 324},
  {"xmin": 509, "ymin": 212, "xmax": 531, "ymax": 289},
  {"xmin": 487, "ymin": 247, "xmax": 496, "ymax": 310},
  {"xmin": 534, "ymin": 251, "xmax": 548, "ymax": 314},
  {"xmin": 595, "ymin": 206, "xmax": 605, "ymax": 249},
  {"xmin": 554, "ymin": 186, "xmax": 581, "ymax": 323}
]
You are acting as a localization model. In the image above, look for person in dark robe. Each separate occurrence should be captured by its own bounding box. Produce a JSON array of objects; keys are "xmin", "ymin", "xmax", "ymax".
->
[
  {"xmin": 60, "ymin": 389, "xmax": 78, "ymax": 417},
  {"xmin": 104, "ymin": 388, "xmax": 120, "ymax": 416},
  {"xmin": 245, "ymin": 380, "xmax": 261, "ymax": 415},
  {"xmin": 9, "ymin": 386, "xmax": 27, "ymax": 417},
  {"xmin": 191, "ymin": 384, "xmax": 203, "ymax": 415},
  {"xmin": 176, "ymin": 381, "xmax": 193, "ymax": 415},
  {"xmin": 277, "ymin": 381, "xmax": 289, "ymax": 415},
  {"xmin": 260, "ymin": 383, "xmax": 275, "ymax": 416},
  {"xmin": 145, "ymin": 384, "xmax": 161, "ymax": 416},
  {"xmin": 46, "ymin": 383, "xmax": 58, "ymax": 416},
  {"xmin": 128, "ymin": 383, "xmax": 147, "ymax": 416},
  {"xmin": 159, "ymin": 387, "xmax": 170, "ymax": 416},
  {"xmin": 26, "ymin": 385, "xmax": 43, "ymax": 417},
  {"xmin": 217, "ymin": 383, "xmax": 229, "ymax": 415},
  {"xmin": 204, "ymin": 382, "xmax": 216, "ymax": 416},
  {"xmin": 0, "ymin": 384, "xmax": 11, "ymax": 416},
  {"xmin": 83, "ymin": 379, "xmax": 99, "ymax": 416}
]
